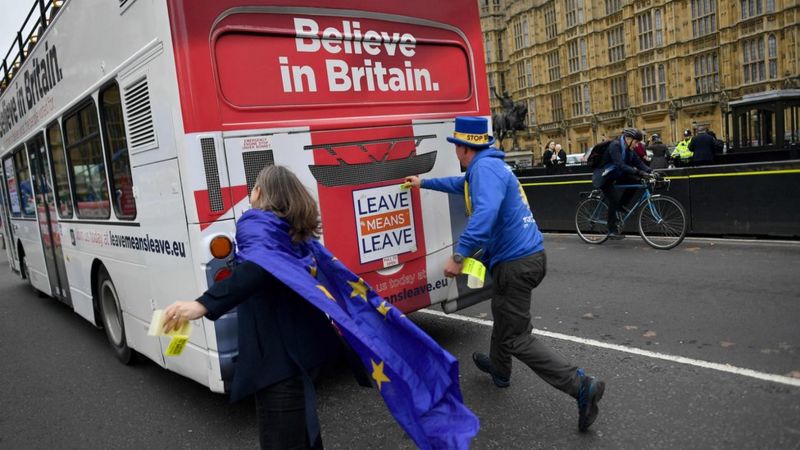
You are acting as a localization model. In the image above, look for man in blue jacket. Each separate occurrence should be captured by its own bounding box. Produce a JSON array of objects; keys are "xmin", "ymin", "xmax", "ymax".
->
[
  {"xmin": 405, "ymin": 116, "xmax": 605, "ymax": 432},
  {"xmin": 592, "ymin": 128, "xmax": 653, "ymax": 239}
]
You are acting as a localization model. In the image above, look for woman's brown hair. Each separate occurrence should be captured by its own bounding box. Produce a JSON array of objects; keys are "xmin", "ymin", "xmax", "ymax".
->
[{"xmin": 250, "ymin": 165, "xmax": 320, "ymax": 243}]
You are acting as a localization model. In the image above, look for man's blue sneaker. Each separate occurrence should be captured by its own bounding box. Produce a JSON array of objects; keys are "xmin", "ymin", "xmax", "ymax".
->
[
  {"xmin": 472, "ymin": 352, "xmax": 510, "ymax": 388},
  {"xmin": 577, "ymin": 370, "xmax": 605, "ymax": 432}
]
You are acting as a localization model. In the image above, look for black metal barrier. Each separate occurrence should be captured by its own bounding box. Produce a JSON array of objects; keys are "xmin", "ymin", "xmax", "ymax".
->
[{"xmin": 517, "ymin": 160, "xmax": 800, "ymax": 238}]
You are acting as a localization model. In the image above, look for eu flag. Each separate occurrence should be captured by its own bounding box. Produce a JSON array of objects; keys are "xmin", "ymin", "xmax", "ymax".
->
[{"xmin": 235, "ymin": 209, "xmax": 479, "ymax": 449}]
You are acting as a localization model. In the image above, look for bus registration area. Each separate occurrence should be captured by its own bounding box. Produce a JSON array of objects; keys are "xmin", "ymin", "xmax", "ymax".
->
[{"xmin": 353, "ymin": 185, "xmax": 416, "ymax": 264}]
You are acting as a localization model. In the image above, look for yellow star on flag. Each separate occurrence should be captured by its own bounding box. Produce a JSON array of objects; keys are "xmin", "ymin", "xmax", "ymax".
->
[
  {"xmin": 348, "ymin": 278, "xmax": 369, "ymax": 301},
  {"xmin": 316, "ymin": 284, "xmax": 336, "ymax": 302},
  {"xmin": 308, "ymin": 264, "xmax": 318, "ymax": 278},
  {"xmin": 377, "ymin": 301, "xmax": 392, "ymax": 317},
  {"xmin": 371, "ymin": 359, "xmax": 391, "ymax": 391}
]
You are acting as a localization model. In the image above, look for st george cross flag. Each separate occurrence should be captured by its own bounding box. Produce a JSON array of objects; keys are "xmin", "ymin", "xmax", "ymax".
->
[{"xmin": 235, "ymin": 209, "xmax": 479, "ymax": 449}]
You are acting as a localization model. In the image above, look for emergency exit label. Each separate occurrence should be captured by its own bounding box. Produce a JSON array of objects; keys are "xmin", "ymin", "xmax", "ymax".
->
[{"xmin": 353, "ymin": 185, "xmax": 416, "ymax": 264}]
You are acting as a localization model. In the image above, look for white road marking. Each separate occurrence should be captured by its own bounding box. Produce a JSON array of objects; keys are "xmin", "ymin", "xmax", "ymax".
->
[{"xmin": 419, "ymin": 309, "xmax": 800, "ymax": 388}]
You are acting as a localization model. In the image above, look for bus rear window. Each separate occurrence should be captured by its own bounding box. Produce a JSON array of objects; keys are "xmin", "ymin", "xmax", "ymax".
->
[{"xmin": 213, "ymin": 14, "xmax": 472, "ymax": 109}]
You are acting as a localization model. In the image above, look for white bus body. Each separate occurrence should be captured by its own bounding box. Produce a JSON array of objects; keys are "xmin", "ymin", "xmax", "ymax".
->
[{"xmin": 0, "ymin": 0, "xmax": 492, "ymax": 392}]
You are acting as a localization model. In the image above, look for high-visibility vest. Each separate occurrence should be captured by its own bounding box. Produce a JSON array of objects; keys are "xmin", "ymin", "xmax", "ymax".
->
[{"xmin": 673, "ymin": 138, "xmax": 693, "ymax": 159}]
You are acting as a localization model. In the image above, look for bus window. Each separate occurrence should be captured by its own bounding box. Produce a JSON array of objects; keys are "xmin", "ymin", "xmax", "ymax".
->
[
  {"xmin": 14, "ymin": 148, "xmax": 36, "ymax": 217},
  {"xmin": 46, "ymin": 121, "xmax": 74, "ymax": 219},
  {"xmin": 3, "ymin": 156, "xmax": 22, "ymax": 216},
  {"xmin": 64, "ymin": 102, "xmax": 111, "ymax": 219},
  {"xmin": 100, "ymin": 82, "xmax": 137, "ymax": 219}
]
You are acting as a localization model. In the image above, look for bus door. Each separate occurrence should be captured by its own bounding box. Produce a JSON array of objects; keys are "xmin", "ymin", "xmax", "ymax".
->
[
  {"xmin": 0, "ymin": 168, "xmax": 14, "ymax": 257},
  {"xmin": 1, "ymin": 157, "xmax": 19, "ymax": 265},
  {"xmin": 26, "ymin": 134, "xmax": 71, "ymax": 305}
]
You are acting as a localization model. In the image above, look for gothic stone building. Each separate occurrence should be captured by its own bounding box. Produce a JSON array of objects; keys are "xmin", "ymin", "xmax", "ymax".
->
[{"xmin": 480, "ymin": 0, "xmax": 800, "ymax": 163}]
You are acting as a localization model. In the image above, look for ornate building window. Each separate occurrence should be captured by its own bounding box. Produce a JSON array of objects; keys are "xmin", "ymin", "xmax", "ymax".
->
[
  {"xmin": 547, "ymin": 51, "xmax": 561, "ymax": 81},
  {"xmin": 605, "ymin": 0, "xmax": 622, "ymax": 15},
  {"xmin": 641, "ymin": 64, "xmax": 666, "ymax": 103},
  {"xmin": 742, "ymin": 36, "xmax": 766, "ymax": 83},
  {"xmin": 768, "ymin": 34, "xmax": 777, "ymax": 79},
  {"xmin": 497, "ymin": 35, "xmax": 504, "ymax": 61},
  {"xmin": 526, "ymin": 60, "xmax": 534, "ymax": 86},
  {"xmin": 551, "ymin": 92, "xmax": 564, "ymax": 122},
  {"xmin": 694, "ymin": 52, "xmax": 719, "ymax": 93},
  {"xmin": 484, "ymin": 35, "xmax": 492, "ymax": 63},
  {"xmin": 516, "ymin": 60, "xmax": 533, "ymax": 89},
  {"xmin": 544, "ymin": 2, "xmax": 557, "ymax": 40},
  {"xmin": 528, "ymin": 97, "xmax": 537, "ymax": 126},
  {"xmin": 608, "ymin": 26, "xmax": 625, "ymax": 63},
  {"xmin": 583, "ymin": 83, "xmax": 592, "ymax": 115},
  {"xmin": 654, "ymin": 9, "xmax": 664, "ymax": 46},
  {"xmin": 513, "ymin": 16, "xmax": 529, "ymax": 50},
  {"xmin": 638, "ymin": 9, "xmax": 663, "ymax": 51},
  {"xmin": 580, "ymin": 38, "xmax": 588, "ymax": 70},
  {"xmin": 741, "ymin": 0, "xmax": 763, "ymax": 19},
  {"xmin": 571, "ymin": 85, "xmax": 583, "ymax": 117},
  {"xmin": 565, "ymin": 0, "xmax": 584, "ymax": 28},
  {"xmin": 568, "ymin": 38, "xmax": 588, "ymax": 73},
  {"xmin": 610, "ymin": 75, "xmax": 628, "ymax": 110},
  {"xmin": 691, "ymin": 0, "xmax": 717, "ymax": 38}
]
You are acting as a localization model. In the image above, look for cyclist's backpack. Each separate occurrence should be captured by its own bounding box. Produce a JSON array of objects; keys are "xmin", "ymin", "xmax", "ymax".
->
[{"xmin": 586, "ymin": 140, "xmax": 613, "ymax": 169}]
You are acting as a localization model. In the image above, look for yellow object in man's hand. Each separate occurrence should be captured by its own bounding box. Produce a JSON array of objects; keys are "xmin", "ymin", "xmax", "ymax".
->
[{"xmin": 461, "ymin": 258, "xmax": 486, "ymax": 289}]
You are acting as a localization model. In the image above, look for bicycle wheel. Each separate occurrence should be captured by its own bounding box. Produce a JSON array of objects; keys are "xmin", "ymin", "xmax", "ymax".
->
[
  {"xmin": 638, "ymin": 196, "xmax": 687, "ymax": 249},
  {"xmin": 575, "ymin": 197, "xmax": 609, "ymax": 244}
]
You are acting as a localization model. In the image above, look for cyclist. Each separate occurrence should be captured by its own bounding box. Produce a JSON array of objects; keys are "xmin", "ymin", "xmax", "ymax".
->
[{"xmin": 591, "ymin": 127, "xmax": 653, "ymax": 239}]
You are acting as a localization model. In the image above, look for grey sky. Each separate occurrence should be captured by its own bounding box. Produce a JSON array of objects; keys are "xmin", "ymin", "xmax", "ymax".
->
[{"xmin": 0, "ymin": 1, "xmax": 38, "ymax": 63}]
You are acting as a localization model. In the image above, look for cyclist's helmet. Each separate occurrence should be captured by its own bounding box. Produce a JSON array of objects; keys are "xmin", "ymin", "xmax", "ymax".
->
[
  {"xmin": 684, "ymin": 128, "xmax": 692, "ymax": 137},
  {"xmin": 622, "ymin": 127, "xmax": 644, "ymax": 141},
  {"xmin": 651, "ymin": 133, "xmax": 661, "ymax": 141}
]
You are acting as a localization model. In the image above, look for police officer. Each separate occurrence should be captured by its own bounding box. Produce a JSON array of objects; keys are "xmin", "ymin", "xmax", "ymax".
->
[{"xmin": 672, "ymin": 129, "xmax": 694, "ymax": 166}]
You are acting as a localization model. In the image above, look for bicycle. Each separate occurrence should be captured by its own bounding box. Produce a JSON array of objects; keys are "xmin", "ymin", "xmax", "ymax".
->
[{"xmin": 574, "ymin": 175, "xmax": 688, "ymax": 249}]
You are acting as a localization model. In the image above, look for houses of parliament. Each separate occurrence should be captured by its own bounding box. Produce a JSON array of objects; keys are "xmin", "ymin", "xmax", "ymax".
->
[{"xmin": 480, "ymin": 0, "xmax": 799, "ymax": 163}]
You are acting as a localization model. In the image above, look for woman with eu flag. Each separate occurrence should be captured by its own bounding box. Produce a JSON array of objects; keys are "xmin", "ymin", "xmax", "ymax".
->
[
  {"xmin": 162, "ymin": 165, "xmax": 341, "ymax": 449},
  {"xmin": 162, "ymin": 165, "xmax": 479, "ymax": 450}
]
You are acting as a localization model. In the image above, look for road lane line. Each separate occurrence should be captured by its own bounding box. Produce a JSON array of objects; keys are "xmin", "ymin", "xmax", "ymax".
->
[
  {"xmin": 419, "ymin": 309, "xmax": 800, "ymax": 388},
  {"xmin": 543, "ymin": 233, "xmax": 800, "ymax": 247}
]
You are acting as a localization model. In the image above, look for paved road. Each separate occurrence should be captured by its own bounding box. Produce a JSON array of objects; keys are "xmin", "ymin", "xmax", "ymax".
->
[{"xmin": 1, "ymin": 236, "xmax": 799, "ymax": 449}]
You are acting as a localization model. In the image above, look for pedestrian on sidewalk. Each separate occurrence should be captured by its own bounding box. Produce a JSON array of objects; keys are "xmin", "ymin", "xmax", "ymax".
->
[{"xmin": 405, "ymin": 116, "xmax": 606, "ymax": 432}]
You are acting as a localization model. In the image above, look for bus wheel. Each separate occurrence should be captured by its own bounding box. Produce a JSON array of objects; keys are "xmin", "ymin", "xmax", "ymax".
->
[
  {"xmin": 20, "ymin": 251, "xmax": 33, "ymax": 289},
  {"xmin": 97, "ymin": 267, "xmax": 134, "ymax": 364}
]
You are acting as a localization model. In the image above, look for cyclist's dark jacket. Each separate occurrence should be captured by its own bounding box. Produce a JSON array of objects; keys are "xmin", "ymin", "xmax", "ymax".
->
[{"xmin": 592, "ymin": 136, "xmax": 651, "ymax": 188}]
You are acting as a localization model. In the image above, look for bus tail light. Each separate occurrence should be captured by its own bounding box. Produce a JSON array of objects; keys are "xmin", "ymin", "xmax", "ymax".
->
[
  {"xmin": 213, "ymin": 267, "xmax": 232, "ymax": 282},
  {"xmin": 210, "ymin": 236, "xmax": 233, "ymax": 259}
]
